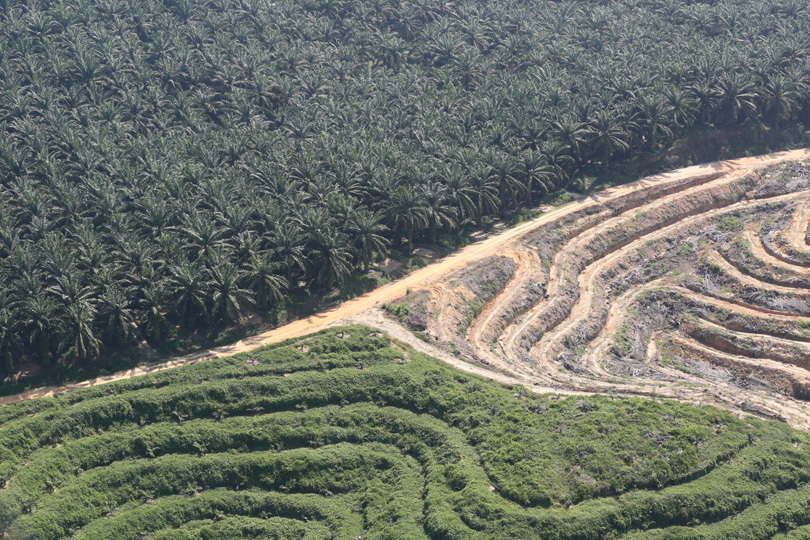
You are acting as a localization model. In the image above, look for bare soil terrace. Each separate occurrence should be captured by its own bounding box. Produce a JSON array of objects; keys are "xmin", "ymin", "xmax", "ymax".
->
[{"xmin": 389, "ymin": 150, "xmax": 810, "ymax": 429}]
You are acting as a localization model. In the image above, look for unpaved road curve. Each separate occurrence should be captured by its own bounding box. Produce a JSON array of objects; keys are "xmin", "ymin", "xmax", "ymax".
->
[{"xmin": 1, "ymin": 148, "xmax": 809, "ymax": 407}]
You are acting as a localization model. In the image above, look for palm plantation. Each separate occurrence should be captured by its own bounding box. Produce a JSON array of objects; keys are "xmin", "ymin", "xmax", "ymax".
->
[{"xmin": 0, "ymin": 0, "xmax": 808, "ymax": 373}]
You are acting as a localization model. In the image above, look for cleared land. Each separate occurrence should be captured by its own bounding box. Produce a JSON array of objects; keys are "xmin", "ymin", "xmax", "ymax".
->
[
  {"xmin": 389, "ymin": 150, "xmax": 810, "ymax": 429},
  {"xmin": 3, "ymin": 327, "xmax": 810, "ymax": 539}
]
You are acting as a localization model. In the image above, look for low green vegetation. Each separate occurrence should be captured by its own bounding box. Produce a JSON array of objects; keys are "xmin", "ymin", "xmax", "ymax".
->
[
  {"xmin": 716, "ymin": 214, "xmax": 743, "ymax": 232},
  {"xmin": 463, "ymin": 297, "xmax": 485, "ymax": 328},
  {"xmin": 679, "ymin": 243, "xmax": 695, "ymax": 257},
  {"xmin": 1, "ymin": 327, "xmax": 810, "ymax": 539},
  {"xmin": 382, "ymin": 302, "xmax": 410, "ymax": 319}
]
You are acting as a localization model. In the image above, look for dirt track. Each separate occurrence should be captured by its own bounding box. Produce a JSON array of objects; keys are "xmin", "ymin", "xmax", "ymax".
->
[{"xmin": 3, "ymin": 148, "xmax": 810, "ymax": 419}]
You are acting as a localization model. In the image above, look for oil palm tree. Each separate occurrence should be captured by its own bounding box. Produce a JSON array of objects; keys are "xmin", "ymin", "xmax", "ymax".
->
[
  {"xmin": 587, "ymin": 109, "xmax": 630, "ymax": 170},
  {"xmin": 133, "ymin": 281, "xmax": 168, "ymax": 343},
  {"xmin": 538, "ymin": 139, "xmax": 574, "ymax": 190},
  {"xmin": 209, "ymin": 263, "xmax": 255, "ymax": 322},
  {"xmin": 167, "ymin": 264, "xmax": 209, "ymax": 325},
  {"xmin": 487, "ymin": 151, "xmax": 523, "ymax": 216},
  {"xmin": 21, "ymin": 296, "xmax": 57, "ymax": 366},
  {"xmin": 714, "ymin": 72, "xmax": 758, "ymax": 125},
  {"xmin": 60, "ymin": 299, "xmax": 100, "ymax": 362},
  {"xmin": 761, "ymin": 75, "xmax": 801, "ymax": 125},
  {"xmin": 387, "ymin": 187, "xmax": 428, "ymax": 254},
  {"xmin": 420, "ymin": 183, "xmax": 457, "ymax": 242},
  {"xmin": 635, "ymin": 95, "xmax": 673, "ymax": 151},
  {"xmin": 244, "ymin": 253, "xmax": 287, "ymax": 308},
  {"xmin": 0, "ymin": 302, "xmax": 21, "ymax": 372},
  {"xmin": 468, "ymin": 167, "xmax": 500, "ymax": 224},
  {"xmin": 309, "ymin": 228, "xmax": 353, "ymax": 289},
  {"xmin": 664, "ymin": 86, "xmax": 697, "ymax": 127},
  {"xmin": 520, "ymin": 150, "xmax": 555, "ymax": 204},
  {"xmin": 266, "ymin": 224, "xmax": 308, "ymax": 289},
  {"xmin": 690, "ymin": 78, "xmax": 718, "ymax": 124},
  {"xmin": 348, "ymin": 210, "xmax": 389, "ymax": 272},
  {"xmin": 550, "ymin": 116, "xmax": 589, "ymax": 169},
  {"xmin": 97, "ymin": 285, "xmax": 135, "ymax": 346},
  {"xmin": 176, "ymin": 212, "xmax": 230, "ymax": 262}
]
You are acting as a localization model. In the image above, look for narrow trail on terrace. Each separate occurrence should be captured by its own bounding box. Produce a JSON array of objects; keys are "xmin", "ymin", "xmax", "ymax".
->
[
  {"xmin": 466, "ymin": 249, "xmax": 536, "ymax": 371},
  {"xmin": 745, "ymin": 230, "xmax": 810, "ymax": 274},
  {"xmin": 787, "ymin": 199, "xmax": 810, "ymax": 251},
  {"xmin": 2, "ymin": 148, "xmax": 810, "ymax": 420},
  {"xmin": 711, "ymin": 248, "xmax": 810, "ymax": 292}
]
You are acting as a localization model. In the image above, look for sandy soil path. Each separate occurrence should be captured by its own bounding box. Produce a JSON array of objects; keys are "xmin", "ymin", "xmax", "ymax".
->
[
  {"xmin": 1, "ymin": 148, "xmax": 808, "ymax": 407},
  {"xmin": 787, "ymin": 199, "xmax": 810, "ymax": 251},
  {"xmin": 744, "ymin": 231, "xmax": 810, "ymax": 274}
]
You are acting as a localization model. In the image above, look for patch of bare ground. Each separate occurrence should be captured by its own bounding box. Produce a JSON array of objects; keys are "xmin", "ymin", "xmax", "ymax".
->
[
  {"xmin": 381, "ymin": 150, "xmax": 810, "ymax": 430},
  {"xmin": 719, "ymin": 232, "xmax": 810, "ymax": 289},
  {"xmin": 419, "ymin": 255, "xmax": 518, "ymax": 360}
]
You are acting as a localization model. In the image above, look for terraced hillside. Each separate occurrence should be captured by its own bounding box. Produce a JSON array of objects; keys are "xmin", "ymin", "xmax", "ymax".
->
[
  {"xmin": 391, "ymin": 154, "xmax": 810, "ymax": 429},
  {"xmin": 2, "ymin": 326, "xmax": 810, "ymax": 539}
]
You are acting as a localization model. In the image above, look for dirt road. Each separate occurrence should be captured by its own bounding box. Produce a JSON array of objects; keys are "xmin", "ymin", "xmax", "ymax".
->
[{"xmin": 1, "ymin": 148, "xmax": 809, "ymax": 408}]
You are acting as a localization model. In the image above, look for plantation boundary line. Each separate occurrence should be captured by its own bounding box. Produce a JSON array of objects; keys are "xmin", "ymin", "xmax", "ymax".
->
[{"xmin": 1, "ymin": 148, "xmax": 809, "ymax": 406}]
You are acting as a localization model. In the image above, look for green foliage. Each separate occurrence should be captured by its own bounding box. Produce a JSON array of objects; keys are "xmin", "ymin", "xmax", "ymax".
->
[
  {"xmin": 508, "ymin": 209, "xmax": 541, "ymax": 227},
  {"xmin": 679, "ymin": 243, "xmax": 695, "ymax": 257},
  {"xmin": 0, "ymin": 327, "xmax": 810, "ymax": 538},
  {"xmin": 542, "ymin": 190, "xmax": 578, "ymax": 207},
  {"xmin": 464, "ymin": 298, "xmax": 486, "ymax": 327},
  {"xmin": 716, "ymin": 215, "xmax": 742, "ymax": 231},
  {"xmin": 382, "ymin": 302, "xmax": 410, "ymax": 319}
]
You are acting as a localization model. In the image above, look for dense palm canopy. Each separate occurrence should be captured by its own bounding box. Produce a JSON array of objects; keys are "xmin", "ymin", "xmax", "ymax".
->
[{"xmin": 0, "ymin": 0, "xmax": 809, "ymax": 372}]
